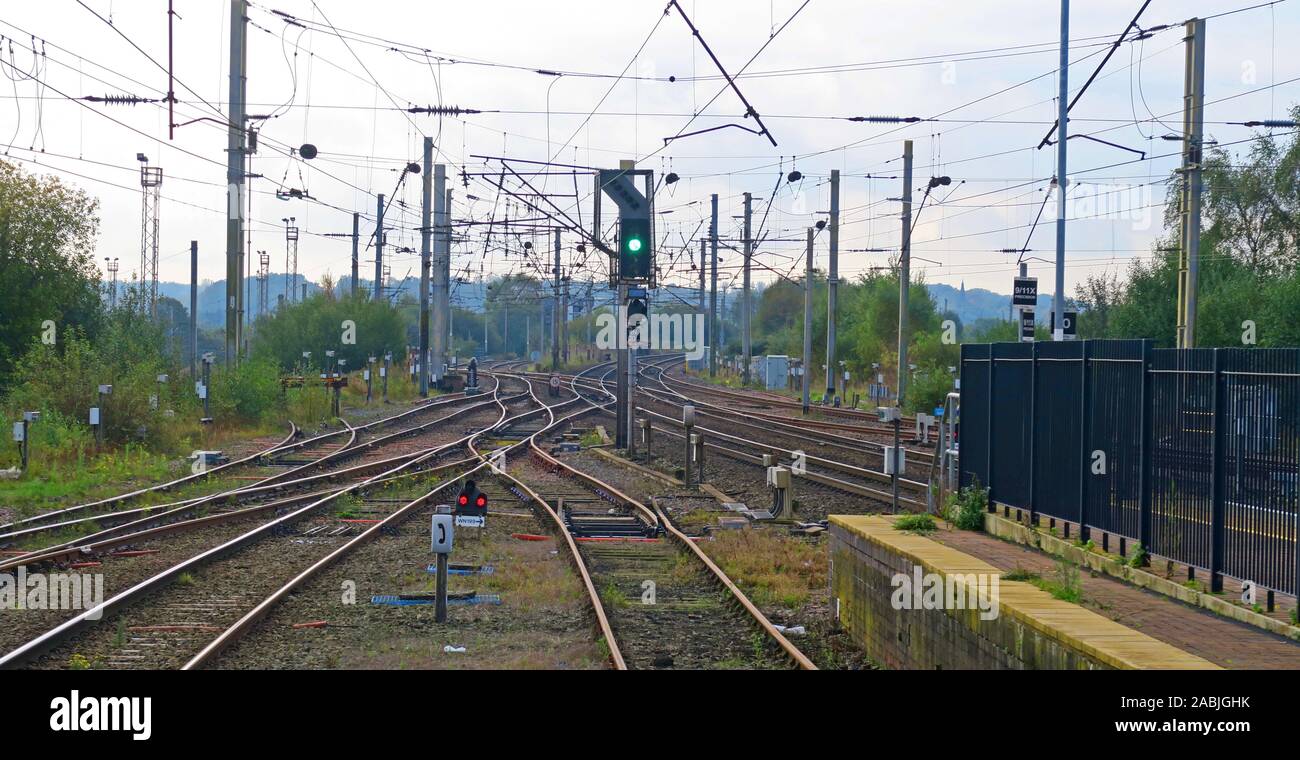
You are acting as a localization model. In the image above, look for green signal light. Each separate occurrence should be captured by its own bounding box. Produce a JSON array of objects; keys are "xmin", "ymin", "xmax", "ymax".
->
[{"xmin": 627, "ymin": 238, "xmax": 643, "ymax": 253}]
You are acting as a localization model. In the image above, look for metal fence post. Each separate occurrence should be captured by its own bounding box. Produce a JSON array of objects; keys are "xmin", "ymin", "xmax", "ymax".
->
[
  {"xmin": 1078, "ymin": 340, "xmax": 1091, "ymax": 542},
  {"xmin": 986, "ymin": 347, "xmax": 995, "ymax": 510},
  {"xmin": 1209, "ymin": 347, "xmax": 1225, "ymax": 592},
  {"xmin": 1139, "ymin": 339, "xmax": 1153, "ymax": 552},
  {"xmin": 1028, "ymin": 341, "xmax": 1038, "ymax": 526}
]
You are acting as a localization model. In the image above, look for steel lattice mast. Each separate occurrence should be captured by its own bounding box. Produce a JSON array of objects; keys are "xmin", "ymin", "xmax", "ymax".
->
[{"xmin": 139, "ymin": 160, "xmax": 162, "ymax": 318}]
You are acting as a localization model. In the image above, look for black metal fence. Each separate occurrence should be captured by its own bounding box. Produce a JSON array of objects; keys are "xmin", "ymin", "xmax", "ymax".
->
[{"xmin": 960, "ymin": 340, "xmax": 1300, "ymax": 597}]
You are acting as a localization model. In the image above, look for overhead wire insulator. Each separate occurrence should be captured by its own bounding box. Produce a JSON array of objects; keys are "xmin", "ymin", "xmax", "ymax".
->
[
  {"xmin": 847, "ymin": 115, "xmax": 925, "ymax": 123},
  {"xmin": 83, "ymin": 94, "xmax": 159, "ymax": 106},
  {"xmin": 407, "ymin": 105, "xmax": 482, "ymax": 116}
]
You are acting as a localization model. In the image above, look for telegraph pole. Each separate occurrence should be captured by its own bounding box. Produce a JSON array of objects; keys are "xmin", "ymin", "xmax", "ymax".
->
[
  {"xmin": 802, "ymin": 227, "xmax": 813, "ymax": 415},
  {"xmin": 350, "ymin": 212, "xmax": 360, "ymax": 299},
  {"xmin": 552, "ymin": 229, "xmax": 561, "ymax": 371},
  {"xmin": 709, "ymin": 193, "xmax": 718, "ymax": 377},
  {"xmin": 224, "ymin": 0, "xmax": 248, "ymax": 365},
  {"xmin": 699, "ymin": 239, "xmax": 706, "ymax": 354},
  {"xmin": 432, "ymin": 165, "xmax": 448, "ymax": 381},
  {"xmin": 374, "ymin": 193, "xmax": 386, "ymax": 301},
  {"xmin": 1176, "ymin": 17, "xmax": 1206, "ymax": 348},
  {"xmin": 1052, "ymin": 0, "xmax": 1070, "ymax": 342},
  {"xmin": 562, "ymin": 276, "xmax": 570, "ymax": 363},
  {"xmin": 419, "ymin": 138, "xmax": 433, "ymax": 397},
  {"xmin": 897, "ymin": 140, "xmax": 914, "ymax": 407},
  {"xmin": 742, "ymin": 192, "xmax": 753, "ymax": 385},
  {"xmin": 826, "ymin": 168, "xmax": 840, "ymax": 403},
  {"xmin": 190, "ymin": 241, "xmax": 198, "ymax": 380}
]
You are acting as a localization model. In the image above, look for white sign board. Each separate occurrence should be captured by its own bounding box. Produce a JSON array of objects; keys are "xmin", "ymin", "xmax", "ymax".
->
[
  {"xmin": 89, "ymin": 407, "xmax": 101, "ymax": 425},
  {"xmin": 431, "ymin": 514, "xmax": 454, "ymax": 554},
  {"xmin": 12, "ymin": 422, "xmax": 24, "ymax": 442},
  {"xmin": 1241, "ymin": 581, "xmax": 1256, "ymax": 606},
  {"xmin": 380, "ymin": 367, "xmax": 387, "ymax": 377},
  {"xmin": 455, "ymin": 515, "xmax": 486, "ymax": 529},
  {"xmin": 197, "ymin": 384, "xmax": 208, "ymax": 400},
  {"xmin": 363, "ymin": 370, "xmax": 371, "ymax": 381}
]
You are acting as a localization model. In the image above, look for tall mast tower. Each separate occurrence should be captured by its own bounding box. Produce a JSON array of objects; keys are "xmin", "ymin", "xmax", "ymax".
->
[{"xmin": 138, "ymin": 154, "xmax": 162, "ymax": 317}]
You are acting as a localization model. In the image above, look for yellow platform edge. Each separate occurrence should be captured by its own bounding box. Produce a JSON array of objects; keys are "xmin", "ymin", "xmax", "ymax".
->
[{"xmin": 829, "ymin": 514, "xmax": 1221, "ymax": 670}]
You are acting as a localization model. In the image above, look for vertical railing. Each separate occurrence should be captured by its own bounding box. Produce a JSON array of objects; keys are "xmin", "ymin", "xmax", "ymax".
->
[
  {"xmin": 1027, "ymin": 341, "xmax": 1039, "ymax": 525},
  {"xmin": 1078, "ymin": 340, "xmax": 1091, "ymax": 542},
  {"xmin": 1138, "ymin": 338, "xmax": 1153, "ymax": 552},
  {"xmin": 986, "ymin": 346, "xmax": 995, "ymax": 509},
  {"xmin": 1209, "ymin": 347, "xmax": 1225, "ymax": 592}
]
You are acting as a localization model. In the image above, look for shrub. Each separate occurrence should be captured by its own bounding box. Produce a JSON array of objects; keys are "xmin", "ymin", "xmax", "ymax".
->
[{"xmin": 943, "ymin": 480, "xmax": 988, "ymax": 531}]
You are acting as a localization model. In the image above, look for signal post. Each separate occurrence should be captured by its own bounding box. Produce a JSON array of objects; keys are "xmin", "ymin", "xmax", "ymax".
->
[{"xmin": 596, "ymin": 163, "xmax": 655, "ymax": 451}]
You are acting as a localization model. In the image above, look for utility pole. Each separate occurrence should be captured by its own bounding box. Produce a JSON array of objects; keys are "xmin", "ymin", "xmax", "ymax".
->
[
  {"xmin": 190, "ymin": 242, "xmax": 197, "ymax": 380},
  {"xmin": 742, "ymin": 191, "xmax": 753, "ymax": 386},
  {"xmin": 419, "ymin": 138, "xmax": 433, "ymax": 397},
  {"xmin": 562, "ymin": 276, "xmax": 570, "ymax": 363},
  {"xmin": 350, "ymin": 212, "xmax": 360, "ymax": 298},
  {"xmin": 802, "ymin": 227, "xmax": 813, "ymax": 415},
  {"xmin": 1052, "ymin": 0, "xmax": 1070, "ymax": 342},
  {"xmin": 224, "ymin": 0, "xmax": 247, "ymax": 365},
  {"xmin": 699, "ymin": 239, "xmax": 706, "ymax": 362},
  {"xmin": 552, "ymin": 229, "xmax": 561, "ymax": 371},
  {"xmin": 709, "ymin": 193, "xmax": 718, "ymax": 377},
  {"xmin": 1176, "ymin": 17, "xmax": 1206, "ymax": 349},
  {"xmin": 432, "ymin": 165, "xmax": 448, "ymax": 382},
  {"xmin": 374, "ymin": 193, "xmax": 385, "ymax": 301},
  {"xmin": 826, "ymin": 168, "xmax": 840, "ymax": 403},
  {"xmin": 897, "ymin": 140, "xmax": 914, "ymax": 408}
]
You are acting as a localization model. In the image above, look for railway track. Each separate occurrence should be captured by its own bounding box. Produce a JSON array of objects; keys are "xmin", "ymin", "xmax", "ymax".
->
[
  {"xmin": 0, "ymin": 375, "xmax": 526, "ymax": 668},
  {"xmin": 504, "ymin": 366, "xmax": 816, "ymax": 669},
  {"xmin": 654, "ymin": 358, "xmax": 919, "ymax": 428},
  {"xmin": 0, "ymin": 382, "xmax": 503, "ymax": 555},
  {"xmin": 3, "ymin": 360, "xmax": 818, "ymax": 670},
  {"xmin": 633, "ymin": 358, "xmax": 931, "ymax": 512}
]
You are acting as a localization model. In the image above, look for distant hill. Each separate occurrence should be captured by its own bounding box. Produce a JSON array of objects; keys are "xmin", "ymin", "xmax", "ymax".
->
[
  {"xmin": 141, "ymin": 276, "xmax": 1048, "ymax": 329},
  {"xmin": 927, "ymin": 282, "xmax": 1056, "ymax": 325}
]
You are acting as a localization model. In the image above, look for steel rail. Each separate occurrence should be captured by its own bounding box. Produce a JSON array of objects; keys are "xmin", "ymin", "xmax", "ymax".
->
[
  {"xmin": 0, "ymin": 388, "xmax": 480, "ymax": 534},
  {"xmin": 181, "ymin": 365, "xmax": 615, "ymax": 670},
  {"xmin": 0, "ymin": 382, "xmax": 523, "ymax": 668},
  {"xmin": 518, "ymin": 365, "xmax": 816, "ymax": 670},
  {"xmin": 0, "ymin": 397, "xmax": 505, "ymax": 572},
  {"xmin": 0, "ymin": 389, "xmax": 507, "ymax": 553}
]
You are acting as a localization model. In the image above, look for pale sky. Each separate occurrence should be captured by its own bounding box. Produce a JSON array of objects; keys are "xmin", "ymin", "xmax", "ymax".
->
[{"xmin": 3, "ymin": 0, "xmax": 1297, "ymax": 300}]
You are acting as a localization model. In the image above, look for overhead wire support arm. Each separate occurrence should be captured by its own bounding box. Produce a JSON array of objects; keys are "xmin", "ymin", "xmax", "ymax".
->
[
  {"xmin": 665, "ymin": 122, "xmax": 764, "ymax": 144},
  {"xmin": 1037, "ymin": 0, "xmax": 1154, "ymax": 149},
  {"xmin": 1045, "ymin": 133, "xmax": 1146, "ymax": 159},
  {"xmin": 668, "ymin": 0, "xmax": 778, "ymax": 147}
]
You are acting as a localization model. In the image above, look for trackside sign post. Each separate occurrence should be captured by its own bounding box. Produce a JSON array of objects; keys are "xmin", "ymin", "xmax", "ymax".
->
[{"xmin": 431, "ymin": 507, "xmax": 454, "ymax": 622}]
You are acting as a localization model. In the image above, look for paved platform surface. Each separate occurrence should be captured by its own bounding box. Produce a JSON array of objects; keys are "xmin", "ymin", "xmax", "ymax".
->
[
  {"xmin": 931, "ymin": 527, "xmax": 1300, "ymax": 669},
  {"xmin": 833, "ymin": 516, "xmax": 1218, "ymax": 670}
]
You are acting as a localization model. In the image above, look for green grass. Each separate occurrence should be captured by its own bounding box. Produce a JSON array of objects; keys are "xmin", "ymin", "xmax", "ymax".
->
[
  {"xmin": 704, "ymin": 529, "xmax": 826, "ymax": 610},
  {"xmin": 0, "ymin": 446, "xmax": 175, "ymax": 517},
  {"xmin": 601, "ymin": 582, "xmax": 630, "ymax": 609},
  {"xmin": 893, "ymin": 513, "xmax": 937, "ymax": 534},
  {"xmin": 1004, "ymin": 561, "xmax": 1082, "ymax": 604}
]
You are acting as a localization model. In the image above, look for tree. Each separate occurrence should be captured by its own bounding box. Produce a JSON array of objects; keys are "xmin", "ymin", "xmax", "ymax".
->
[{"xmin": 0, "ymin": 160, "xmax": 102, "ymax": 390}]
